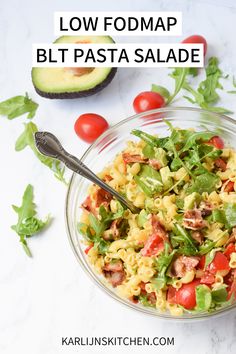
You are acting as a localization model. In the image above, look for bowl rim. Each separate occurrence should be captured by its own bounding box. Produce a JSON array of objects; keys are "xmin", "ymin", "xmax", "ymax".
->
[{"xmin": 65, "ymin": 106, "xmax": 236, "ymax": 320}]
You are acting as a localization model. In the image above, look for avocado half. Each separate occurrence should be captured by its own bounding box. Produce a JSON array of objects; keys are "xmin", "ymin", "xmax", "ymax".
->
[{"xmin": 32, "ymin": 36, "xmax": 117, "ymax": 99}]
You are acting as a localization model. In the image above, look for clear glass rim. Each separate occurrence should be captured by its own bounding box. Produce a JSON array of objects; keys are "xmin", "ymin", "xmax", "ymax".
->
[{"xmin": 65, "ymin": 106, "xmax": 236, "ymax": 320}]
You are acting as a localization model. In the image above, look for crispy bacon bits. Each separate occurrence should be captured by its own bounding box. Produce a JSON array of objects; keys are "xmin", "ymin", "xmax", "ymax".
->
[
  {"xmin": 103, "ymin": 260, "xmax": 125, "ymax": 287},
  {"xmin": 171, "ymin": 255, "xmax": 200, "ymax": 278},
  {"xmin": 183, "ymin": 209, "xmax": 206, "ymax": 230}
]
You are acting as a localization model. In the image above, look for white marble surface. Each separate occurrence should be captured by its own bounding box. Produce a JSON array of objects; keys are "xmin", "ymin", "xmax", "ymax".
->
[{"xmin": 1, "ymin": 0, "xmax": 236, "ymax": 353}]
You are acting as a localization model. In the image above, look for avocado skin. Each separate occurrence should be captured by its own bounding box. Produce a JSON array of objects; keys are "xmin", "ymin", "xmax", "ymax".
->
[{"xmin": 32, "ymin": 67, "xmax": 117, "ymax": 99}]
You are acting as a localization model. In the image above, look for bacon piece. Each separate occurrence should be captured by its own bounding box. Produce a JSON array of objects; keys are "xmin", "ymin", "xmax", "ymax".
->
[
  {"xmin": 183, "ymin": 209, "xmax": 206, "ymax": 230},
  {"xmin": 105, "ymin": 271, "xmax": 125, "ymax": 287},
  {"xmin": 81, "ymin": 196, "xmax": 97, "ymax": 215},
  {"xmin": 122, "ymin": 153, "xmax": 148, "ymax": 164},
  {"xmin": 103, "ymin": 260, "xmax": 125, "ymax": 287},
  {"xmin": 95, "ymin": 188, "xmax": 112, "ymax": 207},
  {"xmin": 214, "ymin": 158, "xmax": 227, "ymax": 172},
  {"xmin": 103, "ymin": 219, "xmax": 125, "ymax": 241},
  {"xmin": 191, "ymin": 231, "xmax": 204, "ymax": 244},
  {"xmin": 148, "ymin": 159, "xmax": 161, "ymax": 170},
  {"xmin": 139, "ymin": 282, "xmax": 156, "ymax": 305},
  {"xmin": 141, "ymin": 215, "xmax": 169, "ymax": 257},
  {"xmin": 171, "ymin": 255, "xmax": 200, "ymax": 278},
  {"xmin": 103, "ymin": 260, "xmax": 123, "ymax": 272},
  {"xmin": 103, "ymin": 174, "xmax": 113, "ymax": 182}
]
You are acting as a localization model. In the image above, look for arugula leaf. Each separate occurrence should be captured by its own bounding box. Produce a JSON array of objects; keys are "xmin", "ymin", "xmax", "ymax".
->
[
  {"xmin": 187, "ymin": 172, "xmax": 219, "ymax": 194},
  {"xmin": 167, "ymin": 67, "xmax": 189, "ymax": 104},
  {"xmin": 0, "ymin": 93, "xmax": 38, "ymax": 119},
  {"xmin": 198, "ymin": 57, "xmax": 223, "ymax": 104},
  {"xmin": 11, "ymin": 184, "xmax": 50, "ymax": 257},
  {"xmin": 183, "ymin": 58, "xmax": 232, "ymax": 114},
  {"xmin": 199, "ymin": 240, "xmax": 216, "ymax": 255},
  {"xmin": 131, "ymin": 129, "xmax": 159, "ymax": 147},
  {"xmin": 151, "ymin": 84, "xmax": 170, "ymax": 100},
  {"xmin": 211, "ymin": 287, "xmax": 228, "ymax": 304},
  {"xmin": 15, "ymin": 122, "xmax": 67, "ymax": 184},
  {"xmin": 195, "ymin": 285, "xmax": 212, "ymax": 312},
  {"xmin": 171, "ymin": 224, "xmax": 198, "ymax": 256},
  {"xmin": 152, "ymin": 243, "xmax": 176, "ymax": 290},
  {"xmin": 180, "ymin": 131, "xmax": 214, "ymax": 153}
]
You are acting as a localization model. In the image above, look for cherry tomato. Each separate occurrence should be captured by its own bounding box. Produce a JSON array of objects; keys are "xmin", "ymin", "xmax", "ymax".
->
[
  {"xmin": 207, "ymin": 252, "xmax": 230, "ymax": 275},
  {"xmin": 207, "ymin": 136, "xmax": 224, "ymax": 149},
  {"xmin": 141, "ymin": 234, "xmax": 164, "ymax": 257},
  {"xmin": 200, "ymin": 272, "xmax": 215, "ymax": 285},
  {"xmin": 224, "ymin": 180, "xmax": 235, "ymax": 193},
  {"xmin": 198, "ymin": 255, "xmax": 206, "ymax": 270},
  {"xmin": 133, "ymin": 91, "xmax": 165, "ymax": 113},
  {"xmin": 182, "ymin": 35, "xmax": 207, "ymax": 56},
  {"xmin": 214, "ymin": 158, "xmax": 227, "ymax": 172},
  {"xmin": 224, "ymin": 243, "xmax": 236, "ymax": 259},
  {"xmin": 74, "ymin": 113, "xmax": 109, "ymax": 143},
  {"xmin": 175, "ymin": 279, "xmax": 200, "ymax": 310}
]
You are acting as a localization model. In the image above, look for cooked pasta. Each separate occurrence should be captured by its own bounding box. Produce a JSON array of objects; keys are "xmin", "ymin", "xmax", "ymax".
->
[{"xmin": 78, "ymin": 124, "xmax": 236, "ymax": 315}]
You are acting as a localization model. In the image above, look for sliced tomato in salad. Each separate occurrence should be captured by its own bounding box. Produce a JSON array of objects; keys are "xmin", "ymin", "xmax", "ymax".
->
[
  {"xmin": 200, "ymin": 272, "xmax": 215, "ymax": 285},
  {"xmin": 226, "ymin": 270, "xmax": 236, "ymax": 300},
  {"xmin": 224, "ymin": 243, "xmax": 236, "ymax": 259},
  {"xmin": 141, "ymin": 234, "xmax": 164, "ymax": 256},
  {"xmin": 206, "ymin": 252, "xmax": 230, "ymax": 275},
  {"xmin": 169, "ymin": 279, "xmax": 200, "ymax": 310},
  {"xmin": 84, "ymin": 244, "xmax": 93, "ymax": 254},
  {"xmin": 207, "ymin": 136, "xmax": 224, "ymax": 149}
]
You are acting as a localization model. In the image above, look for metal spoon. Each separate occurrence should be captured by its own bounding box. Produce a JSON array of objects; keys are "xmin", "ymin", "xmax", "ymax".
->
[{"xmin": 34, "ymin": 131, "xmax": 140, "ymax": 214}]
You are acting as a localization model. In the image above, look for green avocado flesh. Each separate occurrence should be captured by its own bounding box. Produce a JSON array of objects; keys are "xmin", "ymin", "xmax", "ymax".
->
[{"xmin": 31, "ymin": 35, "xmax": 117, "ymax": 99}]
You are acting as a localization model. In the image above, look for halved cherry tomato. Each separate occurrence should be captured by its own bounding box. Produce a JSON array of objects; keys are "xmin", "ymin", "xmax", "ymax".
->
[
  {"xmin": 74, "ymin": 113, "xmax": 109, "ymax": 143},
  {"xmin": 133, "ymin": 91, "xmax": 165, "ymax": 113},
  {"xmin": 167, "ymin": 286, "xmax": 177, "ymax": 304},
  {"xmin": 207, "ymin": 136, "xmax": 224, "ymax": 149},
  {"xmin": 224, "ymin": 243, "xmax": 236, "ymax": 259},
  {"xmin": 141, "ymin": 234, "xmax": 164, "ymax": 256},
  {"xmin": 182, "ymin": 35, "xmax": 207, "ymax": 56},
  {"xmin": 214, "ymin": 158, "xmax": 227, "ymax": 172},
  {"xmin": 224, "ymin": 180, "xmax": 235, "ymax": 193},
  {"xmin": 198, "ymin": 255, "xmax": 206, "ymax": 270},
  {"xmin": 200, "ymin": 272, "xmax": 215, "ymax": 285},
  {"xmin": 207, "ymin": 252, "xmax": 230, "ymax": 275},
  {"xmin": 175, "ymin": 279, "xmax": 200, "ymax": 310}
]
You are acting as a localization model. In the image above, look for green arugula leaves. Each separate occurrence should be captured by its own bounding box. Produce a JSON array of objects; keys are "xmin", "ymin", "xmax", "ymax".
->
[
  {"xmin": 0, "ymin": 93, "xmax": 38, "ymax": 119},
  {"xmin": 15, "ymin": 122, "xmax": 67, "ymax": 184},
  {"xmin": 212, "ymin": 203, "xmax": 236, "ymax": 228},
  {"xmin": 11, "ymin": 184, "xmax": 50, "ymax": 257},
  {"xmin": 187, "ymin": 172, "xmax": 220, "ymax": 194},
  {"xmin": 152, "ymin": 243, "xmax": 176, "ymax": 290}
]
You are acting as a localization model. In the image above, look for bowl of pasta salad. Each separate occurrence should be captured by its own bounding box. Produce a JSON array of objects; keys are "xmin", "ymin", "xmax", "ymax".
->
[{"xmin": 66, "ymin": 107, "xmax": 236, "ymax": 319}]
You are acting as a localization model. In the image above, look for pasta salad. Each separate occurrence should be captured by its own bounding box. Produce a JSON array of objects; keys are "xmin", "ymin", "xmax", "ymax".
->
[{"xmin": 78, "ymin": 122, "xmax": 236, "ymax": 315}]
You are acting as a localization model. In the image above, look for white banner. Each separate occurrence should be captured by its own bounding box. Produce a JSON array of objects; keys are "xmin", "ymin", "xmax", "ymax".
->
[
  {"xmin": 54, "ymin": 12, "xmax": 182, "ymax": 36},
  {"xmin": 32, "ymin": 43, "xmax": 204, "ymax": 68}
]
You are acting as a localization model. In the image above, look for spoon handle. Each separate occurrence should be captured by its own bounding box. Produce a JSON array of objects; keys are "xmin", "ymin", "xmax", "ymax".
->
[{"xmin": 34, "ymin": 131, "xmax": 140, "ymax": 214}]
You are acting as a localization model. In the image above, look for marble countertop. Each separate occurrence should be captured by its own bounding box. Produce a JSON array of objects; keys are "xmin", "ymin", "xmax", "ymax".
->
[{"xmin": 1, "ymin": 0, "xmax": 236, "ymax": 353}]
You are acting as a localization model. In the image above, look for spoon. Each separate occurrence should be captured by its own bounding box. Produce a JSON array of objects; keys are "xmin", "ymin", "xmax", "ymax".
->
[{"xmin": 34, "ymin": 131, "xmax": 140, "ymax": 214}]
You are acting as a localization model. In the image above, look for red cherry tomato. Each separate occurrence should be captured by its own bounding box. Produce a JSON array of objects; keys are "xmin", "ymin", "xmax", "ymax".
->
[
  {"xmin": 214, "ymin": 158, "xmax": 227, "ymax": 172},
  {"xmin": 133, "ymin": 91, "xmax": 165, "ymax": 113},
  {"xmin": 175, "ymin": 279, "xmax": 200, "ymax": 310},
  {"xmin": 141, "ymin": 234, "xmax": 164, "ymax": 257},
  {"xmin": 200, "ymin": 272, "xmax": 215, "ymax": 285},
  {"xmin": 167, "ymin": 286, "xmax": 177, "ymax": 304},
  {"xmin": 224, "ymin": 243, "xmax": 236, "ymax": 259},
  {"xmin": 207, "ymin": 136, "xmax": 224, "ymax": 149},
  {"xmin": 74, "ymin": 113, "xmax": 109, "ymax": 143},
  {"xmin": 207, "ymin": 252, "xmax": 230, "ymax": 275},
  {"xmin": 224, "ymin": 180, "xmax": 235, "ymax": 193},
  {"xmin": 182, "ymin": 35, "xmax": 207, "ymax": 56},
  {"xmin": 198, "ymin": 255, "xmax": 206, "ymax": 270}
]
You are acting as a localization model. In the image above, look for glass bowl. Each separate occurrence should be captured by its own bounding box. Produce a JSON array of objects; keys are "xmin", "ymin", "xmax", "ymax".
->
[{"xmin": 65, "ymin": 107, "xmax": 236, "ymax": 320}]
